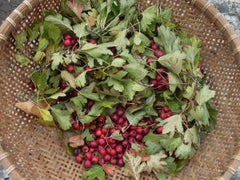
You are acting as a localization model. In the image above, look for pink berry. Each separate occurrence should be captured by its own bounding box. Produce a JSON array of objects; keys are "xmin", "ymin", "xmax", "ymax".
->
[
  {"xmin": 136, "ymin": 127, "xmax": 143, "ymax": 134},
  {"xmin": 75, "ymin": 155, "xmax": 83, "ymax": 163},
  {"xmin": 156, "ymin": 74, "xmax": 163, "ymax": 81},
  {"xmin": 82, "ymin": 146, "xmax": 89, "ymax": 153},
  {"xmin": 163, "ymin": 106, "xmax": 170, "ymax": 113},
  {"xmin": 115, "ymin": 145, "xmax": 123, "ymax": 153},
  {"xmin": 90, "ymin": 141, "xmax": 98, "ymax": 148},
  {"xmin": 98, "ymin": 116, "xmax": 106, "ymax": 123},
  {"xmin": 89, "ymin": 148, "xmax": 95, "ymax": 153},
  {"xmin": 71, "ymin": 39, "xmax": 77, "ymax": 46},
  {"xmin": 73, "ymin": 122, "xmax": 81, "ymax": 130},
  {"xmin": 111, "ymin": 113, "xmax": 118, "ymax": 121},
  {"xmin": 67, "ymin": 64, "xmax": 75, "ymax": 73},
  {"xmin": 98, "ymin": 158, "xmax": 105, "ymax": 165},
  {"xmin": 154, "ymin": 50, "xmax": 164, "ymax": 58},
  {"xmin": 95, "ymin": 129, "xmax": 102, "ymax": 137},
  {"xmin": 101, "ymin": 128, "xmax": 108, "ymax": 135},
  {"xmin": 157, "ymin": 127, "xmax": 163, "ymax": 134},
  {"xmin": 104, "ymin": 154, "xmax": 111, "ymax": 162},
  {"xmin": 64, "ymin": 39, "xmax": 72, "ymax": 47},
  {"xmin": 122, "ymin": 140, "xmax": 128, "ymax": 147},
  {"xmin": 118, "ymin": 158, "xmax": 125, "ymax": 167},
  {"xmin": 147, "ymin": 57, "xmax": 155, "ymax": 63},
  {"xmin": 116, "ymin": 108, "xmax": 124, "ymax": 116},
  {"xmin": 151, "ymin": 43, "xmax": 159, "ymax": 51},
  {"xmin": 64, "ymin": 34, "xmax": 72, "ymax": 40},
  {"xmin": 98, "ymin": 138, "xmax": 106, "ymax": 146},
  {"xmin": 136, "ymin": 134, "xmax": 143, "ymax": 141},
  {"xmin": 84, "ymin": 160, "xmax": 92, "ymax": 169},
  {"xmin": 89, "ymin": 39, "xmax": 97, "ymax": 44},
  {"xmin": 110, "ymin": 158, "xmax": 117, "ymax": 165},
  {"xmin": 92, "ymin": 156, "xmax": 98, "ymax": 163},
  {"xmin": 117, "ymin": 117, "xmax": 124, "ymax": 124},
  {"xmin": 99, "ymin": 148, "xmax": 107, "ymax": 156},
  {"xmin": 150, "ymin": 79, "xmax": 158, "ymax": 86},
  {"xmin": 84, "ymin": 152, "xmax": 92, "ymax": 160},
  {"xmin": 84, "ymin": 66, "xmax": 92, "ymax": 74}
]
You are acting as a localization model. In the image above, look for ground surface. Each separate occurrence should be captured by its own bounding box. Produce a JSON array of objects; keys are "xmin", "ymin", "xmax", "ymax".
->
[{"xmin": 0, "ymin": 0, "xmax": 239, "ymax": 179}]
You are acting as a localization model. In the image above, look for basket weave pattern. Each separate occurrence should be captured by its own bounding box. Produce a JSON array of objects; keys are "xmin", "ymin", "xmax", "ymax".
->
[{"xmin": 0, "ymin": 0, "xmax": 240, "ymax": 179}]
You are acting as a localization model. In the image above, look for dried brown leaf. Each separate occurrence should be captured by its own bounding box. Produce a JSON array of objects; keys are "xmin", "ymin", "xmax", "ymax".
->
[
  {"xmin": 102, "ymin": 164, "xmax": 116, "ymax": 176},
  {"xmin": 69, "ymin": 135, "xmax": 84, "ymax": 148},
  {"xmin": 67, "ymin": 0, "xmax": 83, "ymax": 19},
  {"xmin": 15, "ymin": 100, "xmax": 50, "ymax": 118}
]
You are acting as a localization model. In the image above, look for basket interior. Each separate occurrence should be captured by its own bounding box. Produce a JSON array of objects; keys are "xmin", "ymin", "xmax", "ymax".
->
[{"xmin": 0, "ymin": 0, "xmax": 240, "ymax": 179}]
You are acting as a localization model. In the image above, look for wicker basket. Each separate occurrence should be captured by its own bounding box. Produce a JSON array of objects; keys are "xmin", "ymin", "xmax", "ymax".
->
[{"xmin": 0, "ymin": 0, "xmax": 240, "ymax": 179}]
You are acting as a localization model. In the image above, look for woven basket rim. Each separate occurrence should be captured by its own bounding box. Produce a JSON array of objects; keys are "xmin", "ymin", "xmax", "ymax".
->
[{"xmin": 0, "ymin": 0, "xmax": 240, "ymax": 179}]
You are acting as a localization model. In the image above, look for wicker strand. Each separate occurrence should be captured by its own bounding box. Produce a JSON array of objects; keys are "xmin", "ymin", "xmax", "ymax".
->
[
  {"xmin": 23, "ymin": 0, "xmax": 33, "ymax": 10},
  {"xmin": 0, "ymin": 34, "xmax": 7, "ymax": 41},
  {"xmin": 212, "ymin": 13, "xmax": 222, "ymax": 23},
  {"xmin": 228, "ymin": 34, "xmax": 238, "ymax": 43},
  {"xmin": 233, "ymin": 46, "xmax": 240, "ymax": 55},
  {"xmin": 220, "ymin": 24, "xmax": 231, "ymax": 32},
  {"xmin": 227, "ymin": 166, "xmax": 236, "ymax": 175},
  {"xmin": 202, "ymin": 2, "xmax": 211, "ymax": 12},
  {"xmin": 191, "ymin": 0, "xmax": 197, "ymax": 4},
  {"xmin": 14, "ymin": 9, "xmax": 24, "ymax": 19},
  {"xmin": 6, "ymin": 17, "xmax": 17, "ymax": 28},
  {"xmin": 5, "ymin": 165, "xmax": 16, "ymax": 174},
  {"xmin": 0, "ymin": 152, "xmax": 9, "ymax": 161},
  {"xmin": 233, "ymin": 155, "xmax": 240, "ymax": 161}
]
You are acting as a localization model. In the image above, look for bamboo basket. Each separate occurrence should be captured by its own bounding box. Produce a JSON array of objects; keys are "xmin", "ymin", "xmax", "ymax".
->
[{"xmin": 0, "ymin": 0, "xmax": 240, "ymax": 179}]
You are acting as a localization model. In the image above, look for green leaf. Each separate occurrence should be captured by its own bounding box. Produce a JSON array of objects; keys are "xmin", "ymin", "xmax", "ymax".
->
[
  {"xmin": 143, "ymin": 130, "xmax": 162, "ymax": 143},
  {"xmin": 61, "ymin": 71, "xmax": 76, "ymax": 89},
  {"xmin": 81, "ymin": 115, "xmax": 96, "ymax": 124},
  {"xmin": 145, "ymin": 140, "xmax": 162, "ymax": 155},
  {"xmin": 166, "ymin": 100, "xmax": 181, "ymax": 112},
  {"xmin": 168, "ymin": 72, "xmax": 182, "ymax": 93},
  {"xmin": 45, "ymin": 14, "xmax": 72, "ymax": 30},
  {"xmin": 184, "ymin": 126, "xmax": 199, "ymax": 146},
  {"xmin": 131, "ymin": 143, "xmax": 141, "ymax": 151},
  {"xmin": 81, "ymin": 43, "xmax": 113, "ymax": 58},
  {"xmin": 123, "ymin": 80, "xmax": 146, "ymax": 101},
  {"xmin": 70, "ymin": 95, "xmax": 87, "ymax": 109},
  {"xmin": 44, "ymin": 88, "xmax": 59, "ymax": 95},
  {"xmin": 175, "ymin": 143, "xmax": 195, "ymax": 159},
  {"xmin": 146, "ymin": 152, "xmax": 167, "ymax": 173},
  {"xmin": 195, "ymin": 85, "xmax": 216, "ymax": 105},
  {"xmin": 161, "ymin": 115, "xmax": 183, "ymax": 137},
  {"xmin": 96, "ymin": 100, "xmax": 117, "ymax": 108},
  {"xmin": 66, "ymin": 144, "xmax": 74, "ymax": 156},
  {"xmin": 45, "ymin": 22, "xmax": 61, "ymax": 46},
  {"xmin": 165, "ymin": 157, "xmax": 178, "ymax": 176},
  {"xmin": 126, "ymin": 111, "xmax": 146, "ymax": 126},
  {"xmin": 38, "ymin": 109, "xmax": 55, "ymax": 126},
  {"xmin": 51, "ymin": 52, "xmax": 63, "ymax": 70},
  {"xmin": 34, "ymin": 51, "xmax": 45, "ymax": 62},
  {"xmin": 154, "ymin": 172, "xmax": 166, "ymax": 180},
  {"xmin": 114, "ymin": 30, "xmax": 130, "ymax": 50},
  {"xmin": 190, "ymin": 105, "xmax": 204, "ymax": 121},
  {"xmin": 107, "ymin": 78, "xmax": 124, "ymax": 92},
  {"xmin": 88, "ymin": 104, "xmax": 104, "ymax": 117},
  {"xmin": 82, "ymin": 129, "xmax": 94, "ymax": 141},
  {"xmin": 123, "ymin": 153, "xmax": 146, "ymax": 180},
  {"xmin": 73, "ymin": 23, "xmax": 88, "ymax": 38},
  {"xmin": 159, "ymin": 135, "xmax": 182, "ymax": 156},
  {"xmin": 111, "ymin": 58, "xmax": 126, "ymax": 67},
  {"xmin": 48, "ymin": 92, "xmax": 66, "ymax": 99},
  {"xmin": 110, "ymin": 130, "xmax": 124, "ymax": 141},
  {"xmin": 15, "ymin": 31, "xmax": 27, "ymax": 49},
  {"xmin": 132, "ymin": 32, "xmax": 150, "ymax": 53},
  {"xmin": 184, "ymin": 45, "xmax": 200, "ymax": 64},
  {"xmin": 51, "ymin": 107, "xmax": 72, "ymax": 130},
  {"xmin": 37, "ymin": 38, "xmax": 49, "ymax": 51},
  {"xmin": 183, "ymin": 83, "xmax": 195, "ymax": 100},
  {"xmin": 82, "ymin": 165, "xmax": 105, "ymax": 180},
  {"xmin": 124, "ymin": 63, "xmax": 148, "ymax": 81},
  {"xmin": 31, "ymin": 69, "xmax": 50, "ymax": 92},
  {"xmin": 76, "ymin": 71, "xmax": 87, "ymax": 88},
  {"xmin": 141, "ymin": 6, "xmax": 157, "ymax": 31},
  {"xmin": 158, "ymin": 51, "xmax": 186, "ymax": 75},
  {"xmin": 15, "ymin": 54, "xmax": 30, "ymax": 66}
]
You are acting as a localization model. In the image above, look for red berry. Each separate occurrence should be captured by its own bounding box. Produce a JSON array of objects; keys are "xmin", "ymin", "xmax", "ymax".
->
[
  {"xmin": 156, "ymin": 74, "xmax": 163, "ymax": 81},
  {"xmin": 136, "ymin": 134, "xmax": 143, "ymax": 141},
  {"xmin": 147, "ymin": 57, "xmax": 155, "ymax": 63},
  {"xmin": 87, "ymin": 100, "xmax": 94, "ymax": 107},
  {"xmin": 157, "ymin": 85, "xmax": 164, "ymax": 91},
  {"xmin": 106, "ymin": 147, "xmax": 112, "ymax": 154},
  {"xmin": 101, "ymin": 128, "xmax": 108, "ymax": 135},
  {"xmin": 64, "ymin": 34, "xmax": 72, "ymax": 40},
  {"xmin": 98, "ymin": 138, "xmax": 106, "ymax": 146},
  {"xmin": 116, "ymin": 108, "xmax": 124, "ymax": 116},
  {"xmin": 98, "ymin": 158, "xmax": 105, "ymax": 165},
  {"xmin": 104, "ymin": 154, "xmax": 111, "ymax": 162},
  {"xmin": 73, "ymin": 122, "xmax": 81, "ymax": 130},
  {"xmin": 84, "ymin": 152, "xmax": 92, "ymax": 160},
  {"xmin": 82, "ymin": 146, "xmax": 89, "ymax": 153},
  {"xmin": 111, "ymin": 113, "xmax": 118, "ymax": 121},
  {"xmin": 128, "ymin": 137, "xmax": 135, "ymax": 144},
  {"xmin": 98, "ymin": 116, "xmax": 106, "ymax": 123},
  {"xmin": 75, "ymin": 155, "xmax": 83, "ymax": 163},
  {"xmin": 73, "ymin": 148, "xmax": 81, "ymax": 156},
  {"xmin": 136, "ymin": 127, "xmax": 143, "ymax": 134},
  {"xmin": 158, "ymin": 67, "xmax": 166, "ymax": 73},
  {"xmin": 28, "ymin": 82, "xmax": 35, "ymax": 89},
  {"xmin": 71, "ymin": 39, "xmax": 77, "ymax": 46},
  {"xmin": 165, "ymin": 112, "xmax": 171, "ymax": 118},
  {"xmin": 89, "ymin": 39, "xmax": 97, "ymax": 44},
  {"xmin": 95, "ymin": 129, "xmax": 102, "ymax": 137},
  {"xmin": 150, "ymin": 79, "xmax": 158, "ymax": 86},
  {"xmin": 130, "ymin": 126, "xmax": 137, "ymax": 130},
  {"xmin": 109, "ymin": 128, "xmax": 116, "ymax": 135},
  {"xmin": 110, "ymin": 158, "xmax": 117, "ymax": 165},
  {"xmin": 129, "ymin": 130, "xmax": 137, "ymax": 137},
  {"xmin": 84, "ymin": 160, "xmax": 92, "ymax": 169},
  {"xmin": 72, "ymin": 45, "xmax": 79, "ymax": 51},
  {"xmin": 160, "ymin": 113, "xmax": 167, "ymax": 119},
  {"xmin": 92, "ymin": 156, "xmax": 99, "ymax": 163},
  {"xmin": 66, "ymin": 64, "xmax": 75, "ymax": 73},
  {"xmin": 90, "ymin": 141, "xmax": 98, "ymax": 148},
  {"xmin": 99, "ymin": 148, "xmax": 107, "ymax": 156},
  {"xmin": 115, "ymin": 145, "xmax": 123, "ymax": 153},
  {"xmin": 198, "ymin": 62, "xmax": 203, "ymax": 70},
  {"xmin": 122, "ymin": 140, "xmax": 128, "ymax": 147},
  {"xmin": 143, "ymin": 127, "xmax": 150, "ymax": 135},
  {"xmin": 72, "ymin": 90, "xmax": 78, "ymax": 97},
  {"xmin": 123, "ymin": 120, "xmax": 129, "ymax": 127},
  {"xmin": 111, "ymin": 143, "xmax": 117, "ymax": 148},
  {"xmin": 150, "ymin": 40, "xmax": 155, "ymax": 46},
  {"xmin": 122, "ymin": 131, "xmax": 129, "ymax": 138},
  {"xmin": 151, "ymin": 43, "xmax": 159, "ymax": 51},
  {"xmin": 118, "ymin": 158, "xmax": 125, "ymax": 167},
  {"xmin": 89, "ymin": 148, "xmax": 95, "ymax": 153},
  {"xmin": 117, "ymin": 153, "xmax": 124, "ymax": 159},
  {"xmin": 84, "ymin": 66, "xmax": 92, "ymax": 74},
  {"xmin": 157, "ymin": 127, "xmax": 163, "ymax": 134},
  {"xmin": 64, "ymin": 39, "xmax": 72, "ymax": 47},
  {"xmin": 163, "ymin": 106, "xmax": 170, "ymax": 113},
  {"xmin": 117, "ymin": 117, "xmax": 124, "ymax": 124},
  {"xmin": 107, "ymin": 138, "xmax": 116, "ymax": 145},
  {"xmin": 154, "ymin": 50, "xmax": 164, "ymax": 58},
  {"xmin": 59, "ymin": 81, "xmax": 67, "ymax": 90}
]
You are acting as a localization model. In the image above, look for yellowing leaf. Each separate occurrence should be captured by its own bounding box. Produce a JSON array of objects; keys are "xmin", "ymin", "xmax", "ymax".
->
[
  {"xmin": 87, "ymin": 16, "xmax": 96, "ymax": 27},
  {"xmin": 175, "ymin": 143, "xmax": 195, "ymax": 159},
  {"xmin": 184, "ymin": 126, "xmax": 199, "ymax": 146},
  {"xmin": 146, "ymin": 152, "xmax": 167, "ymax": 173},
  {"xmin": 61, "ymin": 71, "xmax": 76, "ymax": 89},
  {"xmin": 123, "ymin": 153, "xmax": 146, "ymax": 180},
  {"xmin": 183, "ymin": 83, "xmax": 195, "ymax": 100},
  {"xmin": 39, "ymin": 109, "xmax": 55, "ymax": 126},
  {"xmin": 161, "ymin": 115, "xmax": 183, "ymax": 137},
  {"xmin": 69, "ymin": 135, "xmax": 84, "ymax": 148},
  {"xmin": 67, "ymin": 0, "xmax": 83, "ymax": 20},
  {"xmin": 195, "ymin": 85, "xmax": 216, "ymax": 105}
]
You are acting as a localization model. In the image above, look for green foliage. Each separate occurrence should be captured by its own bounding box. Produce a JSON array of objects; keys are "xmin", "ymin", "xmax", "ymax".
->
[{"xmin": 82, "ymin": 165, "xmax": 105, "ymax": 180}]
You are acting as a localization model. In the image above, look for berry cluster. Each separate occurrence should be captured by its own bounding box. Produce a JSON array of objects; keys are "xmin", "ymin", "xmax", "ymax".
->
[
  {"xmin": 149, "ymin": 71, "xmax": 169, "ymax": 91},
  {"xmin": 63, "ymin": 34, "xmax": 78, "ymax": 48},
  {"xmin": 71, "ymin": 105, "xmax": 172, "ymax": 169}
]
